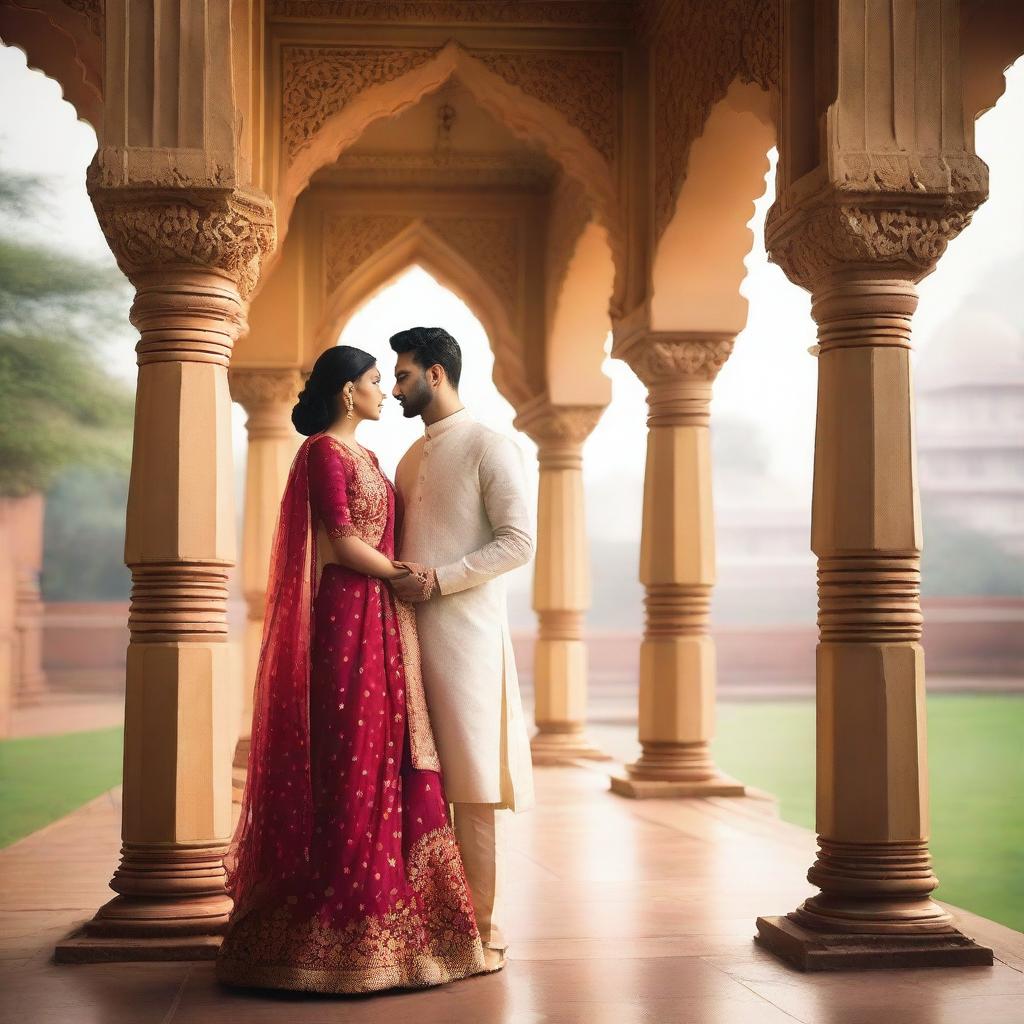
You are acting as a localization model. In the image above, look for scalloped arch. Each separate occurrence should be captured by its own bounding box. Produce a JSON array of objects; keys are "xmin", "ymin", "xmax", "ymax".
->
[
  {"xmin": 274, "ymin": 40, "xmax": 624, "ymax": 315},
  {"xmin": 315, "ymin": 219, "xmax": 530, "ymax": 410},
  {"xmin": 0, "ymin": 1, "xmax": 102, "ymax": 130},
  {"xmin": 651, "ymin": 79, "xmax": 775, "ymax": 336}
]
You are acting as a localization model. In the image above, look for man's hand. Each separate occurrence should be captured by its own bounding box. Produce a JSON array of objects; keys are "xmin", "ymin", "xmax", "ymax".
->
[{"xmin": 390, "ymin": 562, "xmax": 438, "ymax": 603}]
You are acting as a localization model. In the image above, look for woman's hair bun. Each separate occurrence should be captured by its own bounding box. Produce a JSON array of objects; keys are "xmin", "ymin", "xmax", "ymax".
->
[{"xmin": 291, "ymin": 345, "xmax": 376, "ymax": 436}]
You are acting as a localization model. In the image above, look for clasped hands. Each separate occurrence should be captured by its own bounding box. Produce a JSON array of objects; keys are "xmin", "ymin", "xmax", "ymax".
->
[{"xmin": 388, "ymin": 561, "xmax": 438, "ymax": 603}]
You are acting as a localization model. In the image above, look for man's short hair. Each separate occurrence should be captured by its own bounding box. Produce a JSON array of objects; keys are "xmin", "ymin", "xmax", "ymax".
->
[{"xmin": 389, "ymin": 326, "xmax": 462, "ymax": 389}]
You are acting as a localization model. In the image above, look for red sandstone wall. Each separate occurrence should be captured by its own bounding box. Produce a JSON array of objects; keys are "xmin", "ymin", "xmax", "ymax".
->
[{"xmin": 45, "ymin": 597, "xmax": 1023, "ymax": 690}]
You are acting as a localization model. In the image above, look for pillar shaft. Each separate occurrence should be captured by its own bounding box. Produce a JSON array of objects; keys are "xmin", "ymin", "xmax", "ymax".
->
[
  {"xmin": 611, "ymin": 333, "xmax": 743, "ymax": 798},
  {"xmin": 516, "ymin": 400, "xmax": 606, "ymax": 764},
  {"xmin": 796, "ymin": 276, "xmax": 949, "ymax": 933},
  {"xmin": 228, "ymin": 369, "xmax": 303, "ymax": 775},
  {"xmin": 56, "ymin": 185, "xmax": 275, "ymax": 962},
  {"xmin": 10, "ymin": 492, "xmax": 47, "ymax": 705},
  {"xmin": 755, "ymin": 188, "xmax": 993, "ymax": 966}
]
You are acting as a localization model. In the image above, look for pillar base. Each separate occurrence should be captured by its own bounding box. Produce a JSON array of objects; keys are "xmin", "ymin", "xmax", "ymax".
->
[
  {"xmin": 754, "ymin": 915, "xmax": 993, "ymax": 971},
  {"xmin": 233, "ymin": 735, "xmax": 251, "ymax": 770},
  {"xmin": 54, "ymin": 887, "xmax": 231, "ymax": 963},
  {"xmin": 531, "ymin": 728, "xmax": 610, "ymax": 765},
  {"xmin": 55, "ymin": 929, "xmax": 223, "ymax": 963},
  {"xmin": 15, "ymin": 672, "xmax": 49, "ymax": 706},
  {"xmin": 609, "ymin": 766, "xmax": 746, "ymax": 799}
]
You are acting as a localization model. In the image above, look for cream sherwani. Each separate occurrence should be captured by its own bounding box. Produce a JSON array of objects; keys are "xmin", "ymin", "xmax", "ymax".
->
[
  {"xmin": 395, "ymin": 408, "xmax": 535, "ymax": 811},
  {"xmin": 396, "ymin": 408, "xmax": 535, "ymax": 951}
]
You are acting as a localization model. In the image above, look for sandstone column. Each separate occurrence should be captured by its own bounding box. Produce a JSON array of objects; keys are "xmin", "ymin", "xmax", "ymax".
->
[
  {"xmin": 56, "ymin": 185, "xmax": 275, "ymax": 962},
  {"xmin": 515, "ymin": 398, "xmax": 607, "ymax": 764},
  {"xmin": 9, "ymin": 492, "xmax": 48, "ymax": 704},
  {"xmin": 610, "ymin": 333, "xmax": 743, "ymax": 798},
  {"xmin": 227, "ymin": 368, "xmax": 302, "ymax": 781},
  {"xmin": 754, "ymin": 196, "xmax": 992, "ymax": 969}
]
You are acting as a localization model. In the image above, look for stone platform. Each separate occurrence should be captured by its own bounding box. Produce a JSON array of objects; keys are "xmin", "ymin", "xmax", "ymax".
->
[{"xmin": 1, "ymin": 763, "xmax": 1022, "ymax": 1024}]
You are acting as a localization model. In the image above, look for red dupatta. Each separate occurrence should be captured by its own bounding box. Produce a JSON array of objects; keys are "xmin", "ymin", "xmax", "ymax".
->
[{"xmin": 224, "ymin": 436, "xmax": 317, "ymax": 917}]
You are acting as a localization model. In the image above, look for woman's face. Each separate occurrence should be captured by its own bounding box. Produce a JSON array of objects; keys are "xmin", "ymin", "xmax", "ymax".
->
[{"xmin": 348, "ymin": 364, "xmax": 384, "ymax": 422}]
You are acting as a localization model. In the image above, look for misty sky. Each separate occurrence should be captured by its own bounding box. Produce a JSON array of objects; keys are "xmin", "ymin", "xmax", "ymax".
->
[{"xmin": 1, "ymin": 44, "xmax": 1021, "ymax": 561}]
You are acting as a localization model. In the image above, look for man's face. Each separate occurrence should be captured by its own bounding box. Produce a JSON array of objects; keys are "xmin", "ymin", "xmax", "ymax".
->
[{"xmin": 392, "ymin": 352, "xmax": 434, "ymax": 419}]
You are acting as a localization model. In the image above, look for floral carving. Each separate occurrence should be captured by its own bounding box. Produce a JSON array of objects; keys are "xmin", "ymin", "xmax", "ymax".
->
[
  {"xmin": 321, "ymin": 212, "xmax": 519, "ymax": 318},
  {"xmin": 267, "ymin": 0, "xmax": 631, "ymax": 24},
  {"xmin": 424, "ymin": 216, "xmax": 520, "ymax": 315},
  {"xmin": 474, "ymin": 49, "xmax": 620, "ymax": 163},
  {"xmin": 765, "ymin": 198, "xmax": 982, "ymax": 292},
  {"xmin": 281, "ymin": 44, "xmax": 620, "ymax": 167},
  {"xmin": 323, "ymin": 214, "xmax": 414, "ymax": 294},
  {"xmin": 88, "ymin": 186, "xmax": 277, "ymax": 299},
  {"xmin": 618, "ymin": 333, "xmax": 736, "ymax": 386},
  {"xmin": 514, "ymin": 399, "xmax": 605, "ymax": 446},
  {"xmin": 60, "ymin": 0, "xmax": 102, "ymax": 34},
  {"xmin": 652, "ymin": 0, "xmax": 780, "ymax": 239},
  {"xmin": 229, "ymin": 368, "xmax": 306, "ymax": 408},
  {"xmin": 544, "ymin": 173, "xmax": 593, "ymax": 328},
  {"xmin": 282, "ymin": 47, "xmax": 437, "ymax": 158}
]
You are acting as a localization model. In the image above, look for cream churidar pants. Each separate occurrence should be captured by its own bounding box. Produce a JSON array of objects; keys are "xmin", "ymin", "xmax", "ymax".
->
[{"xmin": 451, "ymin": 803, "xmax": 509, "ymax": 951}]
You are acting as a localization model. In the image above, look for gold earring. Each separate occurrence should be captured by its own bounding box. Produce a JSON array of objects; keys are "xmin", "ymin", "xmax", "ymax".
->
[{"xmin": 346, "ymin": 390, "xmax": 354, "ymax": 418}]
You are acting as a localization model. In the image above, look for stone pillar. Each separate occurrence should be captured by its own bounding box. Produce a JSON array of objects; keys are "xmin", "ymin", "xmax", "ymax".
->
[
  {"xmin": 609, "ymin": 333, "xmax": 744, "ymax": 799},
  {"xmin": 227, "ymin": 368, "xmax": 302, "ymax": 779},
  {"xmin": 55, "ymin": 185, "xmax": 275, "ymax": 962},
  {"xmin": 9, "ymin": 492, "xmax": 48, "ymax": 704},
  {"xmin": 754, "ymin": 197, "xmax": 992, "ymax": 969},
  {"xmin": 515, "ymin": 398, "xmax": 607, "ymax": 764}
]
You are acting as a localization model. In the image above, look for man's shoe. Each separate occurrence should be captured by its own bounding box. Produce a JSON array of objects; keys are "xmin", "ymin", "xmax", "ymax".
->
[{"xmin": 481, "ymin": 946, "xmax": 507, "ymax": 973}]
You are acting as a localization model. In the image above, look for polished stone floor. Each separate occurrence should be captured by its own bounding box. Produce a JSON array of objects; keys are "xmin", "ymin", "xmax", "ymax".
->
[{"xmin": 1, "ymin": 757, "xmax": 1022, "ymax": 1024}]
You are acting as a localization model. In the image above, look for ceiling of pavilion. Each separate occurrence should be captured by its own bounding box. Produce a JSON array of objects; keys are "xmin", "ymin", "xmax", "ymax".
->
[{"xmin": 307, "ymin": 80, "xmax": 560, "ymax": 193}]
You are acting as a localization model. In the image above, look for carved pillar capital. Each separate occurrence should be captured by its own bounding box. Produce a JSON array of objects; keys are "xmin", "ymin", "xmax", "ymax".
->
[
  {"xmin": 87, "ymin": 181, "xmax": 277, "ymax": 301},
  {"xmin": 613, "ymin": 331, "xmax": 735, "ymax": 427},
  {"xmin": 765, "ymin": 189, "xmax": 984, "ymax": 295},
  {"xmin": 514, "ymin": 397, "xmax": 605, "ymax": 471},
  {"xmin": 229, "ymin": 368, "xmax": 304, "ymax": 440}
]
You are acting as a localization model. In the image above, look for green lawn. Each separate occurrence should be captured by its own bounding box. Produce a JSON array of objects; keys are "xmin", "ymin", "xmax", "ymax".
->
[
  {"xmin": 713, "ymin": 694, "xmax": 1024, "ymax": 933},
  {"xmin": 1, "ymin": 696, "xmax": 1021, "ymax": 934},
  {"xmin": 0, "ymin": 726, "xmax": 123, "ymax": 848}
]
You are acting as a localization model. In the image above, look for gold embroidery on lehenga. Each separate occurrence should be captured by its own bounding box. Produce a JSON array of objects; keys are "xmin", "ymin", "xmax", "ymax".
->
[
  {"xmin": 216, "ymin": 827, "xmax": 485, "ymax": 993},
  {"xmin": 394, "ymin": 600, "xmax": 441, "ymax": 773}
]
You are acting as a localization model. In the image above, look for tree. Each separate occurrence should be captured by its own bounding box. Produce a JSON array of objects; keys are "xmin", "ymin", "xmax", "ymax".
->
[{"xmin": 0, "ymin": 169, "xmax": 134, "ymax": 497}]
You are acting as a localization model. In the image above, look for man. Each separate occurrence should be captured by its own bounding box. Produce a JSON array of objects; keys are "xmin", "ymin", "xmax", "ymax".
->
[{"xmin": 388, "ymin": 326, "xmax": 535, "ymax": 973}]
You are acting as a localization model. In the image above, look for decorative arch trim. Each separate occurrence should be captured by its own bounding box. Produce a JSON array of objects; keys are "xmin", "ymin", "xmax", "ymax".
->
[
  {"xmin": 315, "ymin": 218, "xmax": 530, "ymax": 408},
  {"xmin": 275, "ymin": 40, "xmax": 623, "ymax": 313},
  {"xmin": 0, "ymin": 0, "xmax": 103, "ymax": 129}
]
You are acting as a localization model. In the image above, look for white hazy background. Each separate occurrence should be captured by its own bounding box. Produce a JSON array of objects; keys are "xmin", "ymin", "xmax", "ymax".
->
[{"xmin": 2, "ymin": 45, "xmax": 1022, "ymax": 625}]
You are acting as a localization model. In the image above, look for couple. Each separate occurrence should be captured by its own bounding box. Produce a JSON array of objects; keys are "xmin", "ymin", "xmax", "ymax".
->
[{"xmin": 216, "ymin": 327, "xmax": 535, "ymax": 993}]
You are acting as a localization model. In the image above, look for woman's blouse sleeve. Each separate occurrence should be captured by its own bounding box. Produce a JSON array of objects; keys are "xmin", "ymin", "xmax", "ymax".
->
[{"xmin": 308, "ymin": 437, "xmax": 358, "ymax": 539}]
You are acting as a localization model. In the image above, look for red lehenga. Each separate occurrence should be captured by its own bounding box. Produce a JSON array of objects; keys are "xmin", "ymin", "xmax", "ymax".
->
[{"xmin": 216, "ymin": 433, "xmax": 485, "ymax": 993}]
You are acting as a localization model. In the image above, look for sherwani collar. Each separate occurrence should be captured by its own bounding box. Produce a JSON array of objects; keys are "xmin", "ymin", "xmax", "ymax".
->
[{"xmin": 424, "ymin": 407, "xmax": 471, "ymax": 439}]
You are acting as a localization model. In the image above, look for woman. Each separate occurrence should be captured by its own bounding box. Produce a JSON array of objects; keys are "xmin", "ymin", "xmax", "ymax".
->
[{"xmin": 216, "ymin": 346, "xmax": 486, "ymax": 993}]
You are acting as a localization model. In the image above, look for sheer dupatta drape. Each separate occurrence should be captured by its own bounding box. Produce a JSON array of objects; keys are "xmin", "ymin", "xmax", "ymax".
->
[{"xmin": 225, "ymin": 437, "xmax": 316, "ymax": 917}]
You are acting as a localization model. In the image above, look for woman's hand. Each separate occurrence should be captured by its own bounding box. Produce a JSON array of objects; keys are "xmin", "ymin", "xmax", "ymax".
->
[{"xmin": 390, "ymin": 561, "xmax": 437, "ymax": 602}]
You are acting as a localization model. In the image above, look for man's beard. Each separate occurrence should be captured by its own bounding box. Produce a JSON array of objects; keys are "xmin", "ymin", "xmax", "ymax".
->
[{"xmin": 400, "ymin": 376, "xmax": 433, "ymax": 418}]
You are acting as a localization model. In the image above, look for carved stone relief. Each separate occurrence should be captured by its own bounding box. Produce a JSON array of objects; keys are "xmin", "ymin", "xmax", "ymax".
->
[
  {"xmin": 652, "ymin": 0, "xmax": 779, "ymax": 239},
  {"xmin": 423, "ymin": 215, "xmax": 520, "ymax": 314},
  {"xmin": 322, "ymin": 211, "xmax": 520, "ymax": 321},
  {"xmin": 281, "ymin": 43, "xmax": 620, "ymax": 167},
  {"xmin": 765, "ymin": 197, "xmax": 983, "ymax": 293},
  {"xmin": 282, "ymin": 47, "xmax": 437, "ymax": 159},
  {"xmin": 267, "ymin": 1, "xmax": 631, "ymax": 27},
  {"xmin": 88, "ymin": 184, "xmax": 277, "ymax": 299},
  {"xmin": 544, "ymin": 173, "xmax": 593, "ymax": 327},
  {"xmin": 323, "ymin": 213, "xmax": 414, "ymax": 294}
]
